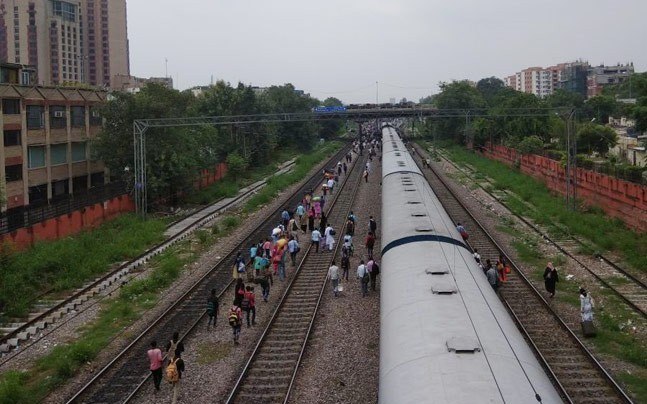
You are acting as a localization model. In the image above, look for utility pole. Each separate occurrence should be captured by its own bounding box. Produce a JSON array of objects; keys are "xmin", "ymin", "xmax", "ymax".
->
[
  {"xmin": 565, "ymin": 108, "xmax": 577, "ymax": 211},
  {"xmin": 165, "ymin": 58, "xmax": 168, "ymax": 78},
  {"xmin": 376, "ymin": 81, "xmax": 379, "ymax": 104}
]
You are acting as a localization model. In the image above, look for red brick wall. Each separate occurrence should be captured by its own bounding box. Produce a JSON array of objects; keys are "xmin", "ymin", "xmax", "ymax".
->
[
  {"xmin": 481, "ymin": 145, "xmax": 647, "ymax": 232},
  {"xmin": 196, "ymin": 162, "xmax": 228, "ymax": 189},
  {"xmin": 0, "ymin": 194, "xmax": 135, "ymax": 250}
]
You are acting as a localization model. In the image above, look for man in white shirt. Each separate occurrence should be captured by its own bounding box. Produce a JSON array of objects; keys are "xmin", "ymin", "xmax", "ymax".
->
[
  {"xmin": 311, "ymin": 229, "xmax": 321, "ymax": 253},
  {"xmin": 357, "ymin": 260, "xmax": 368, "ymax": 297},
  {"xmin": 327, "ymin": 177, "xmax": 335, "ymax": 194},
  {"xmin": 328, "ymin": 261, "xmax": 340, "ymax": 297},
  {"xmin": 324, "ymin": 225, "xmax": 335, "ymax": 251}
]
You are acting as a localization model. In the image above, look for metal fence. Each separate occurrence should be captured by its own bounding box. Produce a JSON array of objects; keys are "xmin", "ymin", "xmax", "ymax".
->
[{"xmin": 0, "ymin": 182, "xmax": 127, "ymax": 236}]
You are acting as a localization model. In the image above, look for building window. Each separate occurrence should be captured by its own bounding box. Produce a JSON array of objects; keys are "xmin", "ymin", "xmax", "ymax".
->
[
  {"xmin": 29, "ymin": 184, "xmax": 48, "ymax": 205},
  {"xmin": 90, "ymin": 107, "xmax": 101, "ymax": 126},
  {"xmin": 50, "ymin": 106, "xmax": 67, "ymax": 128},
  {"xmin": 71, "ymin": 142, "xmax": 86, "ymax": 162},
  {"xmin": 3, "ymin": 130, "xmax": 21, "ymax": 146},
  {"xmin": 5, "ymin": 164, "xmax": 23, "ymax": 182},
  {"xmin": 27, "ymin": 105, "xmax": 44, "ymax": 129},
  {"xmin": 71, "ymin": 106, "xmax": 85, "ymax": 127},
  {"xmin": 2, "ymin": 98, "xmax": 21, "ymax": 114},
  {"xmin": 52, "ymin": 1, "xmax": 78, "ymax": 22},
  {"xmin": 50, "ymin": 143, "xmax": 68, "ymax": 165},
  {"xmin": 28, "ymin": 146, "xmax": 46, "ymax": 168}
]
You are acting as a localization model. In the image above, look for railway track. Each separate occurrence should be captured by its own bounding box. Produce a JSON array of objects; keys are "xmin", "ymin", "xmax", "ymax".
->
[
  {"xmin": 64, "ymin": 145, "xmax": 352, "ymax": 404},
  {"xmin": 410, "ymin": 147, "xmax": 633, "ymax": 404},
  {"xmin": 0, "ymin": 159, "xmax": 296, "ymax": 358},
  {"xmin": 433, "ymin": 148, "xmax": 647, "ymax": 319},
  {"xmin": 226, "ymin": 154, "xmax": 366, "ymax": 403}
]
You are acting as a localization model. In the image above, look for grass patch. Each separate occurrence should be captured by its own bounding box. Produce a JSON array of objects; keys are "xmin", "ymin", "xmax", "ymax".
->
[
  {"xmin": 617, "ymin": 371, "xmax": 647, "ymax": 403},
  {"xmin": 0, "ymin": 239, "xmax": 196, "ymax": 404},
  {"xmin": 440, "ymin": 145, "xmax": 647, "ymax": 274},
  {"xmin": 196, "ymin": 341, "xmax": 231, "ymax": 364},
  {"xmin": 243, "ymin": 141, "xmax": 343, "ymax": 213},
  {"xmin": 0, "ymin": 215, "xmax": 166, "ymax": 319}
]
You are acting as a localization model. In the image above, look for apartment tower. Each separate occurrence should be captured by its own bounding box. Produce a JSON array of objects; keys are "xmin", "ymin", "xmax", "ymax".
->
[{"xmin": 0, "ymin": 0, "xmax": 129, "ymax": 87}]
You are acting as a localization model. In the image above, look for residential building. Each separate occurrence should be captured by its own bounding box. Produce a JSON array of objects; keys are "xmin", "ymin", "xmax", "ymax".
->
[
  {"xmin": 112, "ymin": 74, "xmax": 173, "ymax": 93},
  {"xmin": 0, "ymin": 78, "xmax": 107, "ymax": 214},
  {"xmin": 558, "ymin": 61, "xmax": 590, "ymax": 97},
  {"xmin": 587, "ymin": 63, "xmax": 634, "ymax": 98},
  {"xmin": 0, "ymin": 0, "xmax": 129, "ymax": 88}
]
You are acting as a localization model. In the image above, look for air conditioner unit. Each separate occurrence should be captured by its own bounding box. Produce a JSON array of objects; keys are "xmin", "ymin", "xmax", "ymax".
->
[
  {"xmin": 91, "ymin": 111, "xmax": 100, "ymax": 118},
  {"xmin": 53, "ymin": 111, "xmax": 64, "ymax": 118}
]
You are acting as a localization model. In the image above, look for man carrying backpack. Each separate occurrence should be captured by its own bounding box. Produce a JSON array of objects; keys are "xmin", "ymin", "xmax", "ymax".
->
[
  {"xmin": 165, "ymin": 332, "xmax": 184, "ymax": 362},
  {"xmin": 369, "ymin": 259, "xmax": 380, "ymax": 291},
  {"xmin": 243, "ymin": 286, "xmax": 256, "ymax": 327},
  {"xmin": 365, "ymin": 232, "xmax": 376, "ymax": 260},
  {"xmin": 228, "ymin": 304, "xmax": 243, "ymax": 344},
  {"xmin": 357, "ymin": 260, "xmax": 369, "ymax": 297},
  {"xmin": 166, "ymin": 351, "xmax": 185, "ymax": 404}
]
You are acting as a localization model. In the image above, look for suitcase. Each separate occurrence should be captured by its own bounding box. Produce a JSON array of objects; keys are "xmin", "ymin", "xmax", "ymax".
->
[{"xmin": 581, "ymin": 320, "xmax": 596, "ymax": 337}]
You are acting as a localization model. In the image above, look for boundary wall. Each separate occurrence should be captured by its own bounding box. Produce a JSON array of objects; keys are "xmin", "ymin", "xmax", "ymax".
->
[
  {"xmin": 481, "ymin": 145, "xmax": 647, "ymax": 232},
  {"xmin": 1, "ymin": 162, "xmax": 229, "ymax": 249}
]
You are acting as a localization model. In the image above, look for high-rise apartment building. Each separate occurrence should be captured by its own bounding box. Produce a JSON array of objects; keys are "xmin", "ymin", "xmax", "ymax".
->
[
  {"xmin": 0, "ymin": 0, "xmax": 129, "ymax": 87},
  {"xmin": 505, "ymin": 67, "xmax": 553, "ymax": 98},
  {"xmin": 587, "ymin": 63, "xmax": 634, "ymax": 98}
]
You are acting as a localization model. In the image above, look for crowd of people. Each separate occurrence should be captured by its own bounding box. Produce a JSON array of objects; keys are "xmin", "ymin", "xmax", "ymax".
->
[{"xmin": 145, "ymin": 134, "xmax": 388, "ymax": 400}]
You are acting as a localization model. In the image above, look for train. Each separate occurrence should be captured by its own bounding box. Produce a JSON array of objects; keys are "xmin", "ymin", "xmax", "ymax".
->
[{"xmin": 379, "ymin": 124, "xmax": 562, "ymax": 403}]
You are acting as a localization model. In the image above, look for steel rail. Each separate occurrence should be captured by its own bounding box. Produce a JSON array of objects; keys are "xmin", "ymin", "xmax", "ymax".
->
[
  {"xmin": 64, "ymin": 145, "xmax": 351, "ymax": 404},
  {"xmin": 0, "ymin": 162, "xmax": 292, "ymax": 357},
  {"xmin": 225, "ymin": 152, "xmax": 366, "ymax": 404},
  {"xmin": 410, "ymin": 144, "xmax": 633, "ymax": 404},
  {"xmin": 434, "ymin": 148, "xmax": 647, "ymax": 319}
]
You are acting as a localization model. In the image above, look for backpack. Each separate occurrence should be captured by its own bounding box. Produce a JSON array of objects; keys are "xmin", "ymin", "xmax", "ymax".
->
[
  {"xmin": 207, "ymin": 300, "xmax": 216, "ymax": 315},
  {"xmin": 362, "ymin": 271, "xmax": 370, "ymax": 284},
  {"xmin": 372, "ymin": 262, "xmax": 380, "ymax": 275},
  {"xmin": 241, "ymin": 297, "xmax": 250, "ymax": 311},
  {"xmin": 330, "ymin": 229, "xmax": 336, "ymax": 236},
  {"xmin": 228, "ymin": 309, "xmax": 240, "ymax": 326},
  {"xmin": 166, "ymin": 359, "xmax": 179, "ymax": 383}
]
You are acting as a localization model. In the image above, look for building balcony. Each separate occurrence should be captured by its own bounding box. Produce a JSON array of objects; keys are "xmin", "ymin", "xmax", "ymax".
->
[
  {"xmin": 27, "ymin": 167, "xmax": 47, "ymax": 186},
  {"xmin": 27, "ymin": 129, "xmax": 46, "ymax": 144},
  {"xmin": 51, "ymin": 164, "xmax": 69, "ymax": 182},
  {"xmin": 4, "ymin": 145, "xmax": 22, "ymax": 160},
  {"xmin": 50, "ymin": 128, "xmax": 68, "ymax": 143}
]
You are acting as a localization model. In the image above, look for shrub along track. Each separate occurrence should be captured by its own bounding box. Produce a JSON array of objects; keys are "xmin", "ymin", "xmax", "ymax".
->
[
  {"xmin": 63, "ymin": 145, "xmax": 352, "ymax": 404},
  {"xmin": 225, "ymin": 153, "xmax": 366, "ymax": 403},
  {"xmin": 410, "ymin": 146, "xmax": 633, "ymax": 404},
  {"xmin": 0, "ymin": 160, "xmax": 296, "ymax": 361},
  {"xmin": 432, "ymin": 148, "xmax": 647, "ymax": 319}
]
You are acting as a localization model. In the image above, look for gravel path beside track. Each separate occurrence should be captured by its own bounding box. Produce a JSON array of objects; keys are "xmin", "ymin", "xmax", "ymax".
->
[{"xmin": 288, "ymin": 155, "xmax": 381, "ymax": 404}]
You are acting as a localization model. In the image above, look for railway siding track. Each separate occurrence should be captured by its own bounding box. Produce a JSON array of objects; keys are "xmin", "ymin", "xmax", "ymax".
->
[
  {"xmin": 433, "ymin": 149, "xmax": 647, "ymax": 319},
  {"xmin": 410, "ymin": 146, "xmax": 632, "ymax": 404},
  {"xmin": 226, "ymin": 153, "xmax": 366, "ymax": 404},
  {"xmin": 65, "ymin": 146, "xmax": 352, "ymax": 404},
  {"xmin": 0, "ymin": 160, "xmax": 296, "ymax": 357}
]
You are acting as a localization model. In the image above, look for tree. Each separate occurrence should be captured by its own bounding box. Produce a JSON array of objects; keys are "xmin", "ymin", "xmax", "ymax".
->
[
  {"xmin": 226, "ymin": 152, "xmax": 248, "ymax": 179},
  {"xmin": 544, "ymin": 89, "xmax": 585, "ymax": 110},
  {"xmin": 576, "ymin": 123, "xmax": 618, "ymax": 156},
  {"xmin": 489, "ymin": 89, "xmax": 552, "ymax": 144},
  {"xmin": 476, "ymin": 77, "xmax": 506, "ymax": 106},
  {"xmin": 582, "ymin": 95, "xmax": 618, "ymax": 123},
  {"xmin": 427, "ymin": 80, "xmax": 485, "ymax": 143},
  {"xmin": 517, "ymin": 135, "xmax": 544, "ymax": 155}
]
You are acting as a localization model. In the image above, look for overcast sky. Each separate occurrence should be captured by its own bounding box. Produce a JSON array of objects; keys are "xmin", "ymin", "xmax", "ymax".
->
[{"xmin": 127, "ymin": 0, "xmax": 647, "ymax": 104}]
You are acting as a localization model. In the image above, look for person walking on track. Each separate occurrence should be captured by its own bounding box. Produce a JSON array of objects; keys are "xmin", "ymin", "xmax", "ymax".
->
[
  {"xmin": 206, "ymin": 288, "xmax": 219, "ymax": 329},
  {"xmin": 147, "ymin": 341, "xmax": 163, "ymax": 391},
  {"xmin": 167, "ymin": 351, "xmax": 185, "ymax": 404},
  {"xmin": 543, "ymin": 262, "xmax": 559, "ymax": 298},
  {"xmin": 357, "ymin": 260, "xmax": 369, "ymax": 297},
  {"xmin": 328, "ymin": 261, "xmax": 341, "ymax": 297},
  {"xmin": 229, "ymin": 303, "xmax": 243, "ymax": 344}
]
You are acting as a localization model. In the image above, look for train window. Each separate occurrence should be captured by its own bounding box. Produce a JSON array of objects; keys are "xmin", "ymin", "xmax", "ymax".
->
[
  {"xmin": 411, "ymin": 213, "xmax": 427, "ymax": 217},
  {"xmin": 426, "ymin": 269, "xmax": 449, "ymax": 275},
  {"xmin": 431, "ymin": 282, "xmax": 457, "ymax": 295},
  {"xmin": 395, "ymin": 152, "xmax": 401, "ymax": 156},
  {"xmin": 404, "ymin": 189, "xmax": 416, "ymax": 192},
  {"xmin": 415, "ymin": 226, "xmax": 433, "ymax": 232},
  {"xmin": 407, "ymin": 201, "xmax": 421, "ymax": 204},
  {"xmin": 446, "ymin": 337, "xmax": 481, "ymax": 354}
]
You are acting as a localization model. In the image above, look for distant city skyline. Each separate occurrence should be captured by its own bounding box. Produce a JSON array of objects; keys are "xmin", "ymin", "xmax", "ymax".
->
[{"xmin": 126, "ymin": 1, "xmax": 645, "ymax": 103}]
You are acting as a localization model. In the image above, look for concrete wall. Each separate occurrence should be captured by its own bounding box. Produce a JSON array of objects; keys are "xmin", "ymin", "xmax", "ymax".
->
[
  {"xmin": 0, "ymin": 194, "xmax": 135, "ymax": 250},
  {"xmin": 481, "ymin": 145, "xmax": 647, "ymax": 232}
]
